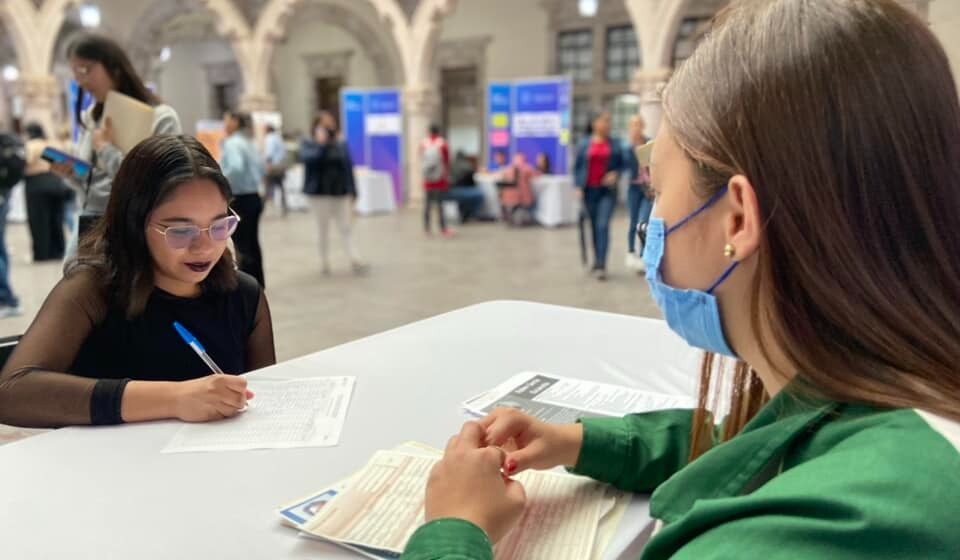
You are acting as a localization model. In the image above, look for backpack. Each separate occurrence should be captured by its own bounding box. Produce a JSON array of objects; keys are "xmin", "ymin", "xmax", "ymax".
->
[
  {"xmin": 422, "ymin": 139, "xmax": 445, "ymax": 183},
  {"xmin": 0, "ymin": 133, "xmax": 25, "ymax": 194}
]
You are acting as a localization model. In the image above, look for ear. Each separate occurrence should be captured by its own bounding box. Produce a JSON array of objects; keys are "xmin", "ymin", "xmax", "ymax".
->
[{"xmin": 724, "ymin": 174, "xmax": 762, "ymax": 261}]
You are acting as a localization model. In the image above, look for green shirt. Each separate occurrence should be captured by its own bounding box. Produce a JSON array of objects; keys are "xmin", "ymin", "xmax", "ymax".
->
[{"xmin": 401, "ymin": 391, "xmax": 960, "ymax": 559}]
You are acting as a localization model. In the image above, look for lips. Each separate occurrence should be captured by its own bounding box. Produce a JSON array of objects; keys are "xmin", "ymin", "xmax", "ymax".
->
[{"xmin": 185, "ymin": 261, "xmax": 213, "ymax": 273}]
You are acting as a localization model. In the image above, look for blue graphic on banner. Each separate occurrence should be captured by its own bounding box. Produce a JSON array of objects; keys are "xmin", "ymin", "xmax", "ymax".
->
[
  {"xmin": 485, "ymin": 77, "xmax": 571, "ymax": 175},
  {"xmin": 340, "ymin": 88, "xmax": 404, "ymax": 203}
]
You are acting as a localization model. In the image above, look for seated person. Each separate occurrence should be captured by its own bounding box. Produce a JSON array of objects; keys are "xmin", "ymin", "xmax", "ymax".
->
[
  {"xmin": 0, "ymin": 135, "xmax": 276, "ymax": 428},
  {"xmin": 498, "ymin": 153, "xmax": 536, "ymax": 226},
  {"xmin": 448, "ymin": 151, "xmax": 486, "ymax": 222},
  {"xmin": 535, "ymin": 152, "xmax": 551, "ymax": 174}
]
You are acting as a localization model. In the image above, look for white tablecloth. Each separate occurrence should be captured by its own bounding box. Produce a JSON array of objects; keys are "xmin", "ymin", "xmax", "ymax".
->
[
  {"xmin": 473, "ymin": 173, "xmax": 579, "ymax": 226},
  {"xmin": 354, "ymin": 169, "xmax": 397, "ymax": 215},
  {"xmin": 473, "ymin": 173, "xmax": 501, "ymax": 219},
  {"xmin": 533, "ymin": 174, "xmax": 578, "ymax": 227},
  {"xmin": 0, "ymin": 301, "xmax": 699, "ymax": 560}
]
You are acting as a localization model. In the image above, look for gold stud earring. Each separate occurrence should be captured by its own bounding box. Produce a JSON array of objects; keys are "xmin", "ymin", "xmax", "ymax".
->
[{"xmin": 723, "ymin": 244, "xmax": 736, "ymax": 258}]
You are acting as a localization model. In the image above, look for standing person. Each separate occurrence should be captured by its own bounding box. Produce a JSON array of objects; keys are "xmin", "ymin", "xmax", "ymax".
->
[
  {"xmin": 23, "ymin": 122, "xmax": 69, "ymax": 262},
  {"xmin": 573, "ymin": 110, "xmax": 625, "ymax": 280},
  {"xmin": 624, "ymin": 114, "xmax": 652, "ymax": 272},
  {"xmin": 263, "ymin": 124, "xmax": 288, "ymax": 216},
  {"xmin": 0, "ymin": 130, "xmax": 23, "ymax": 317},
  {"xmin": 421, "ymin": 124, "xmax": 452, "ymax": 237},
  {"xmin": 300, "ymin": 112, "xmax": 367, "ymax": 275},
  {"xmin": 55, "ymin": 34, "xmax": 181, "ymax": 253},
  {"xmin": 402, "ymin": 1, "xmax": 960, "ymax": 558},
  {"xmin": 221, "ymin": 110, "xmax": 266, "ymax": 287}
]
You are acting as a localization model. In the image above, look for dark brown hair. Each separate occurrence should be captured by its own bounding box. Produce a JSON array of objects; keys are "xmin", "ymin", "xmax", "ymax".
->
[
  {"xmin": 69, "ymin": 33, "xmax": 159, "ymax": 127},
  {"xmin": 71, "ymin": 135, "xmax": 237, "ymax": 318},
  {"xmin": 662, "ymin": 0, "xmax": 960, "ymax": 459}
]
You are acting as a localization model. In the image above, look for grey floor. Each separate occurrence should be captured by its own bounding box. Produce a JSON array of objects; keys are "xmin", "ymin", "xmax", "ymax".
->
[{"xmin": 0, "ymin": 204, "xmax": 661, "ymax": 362}]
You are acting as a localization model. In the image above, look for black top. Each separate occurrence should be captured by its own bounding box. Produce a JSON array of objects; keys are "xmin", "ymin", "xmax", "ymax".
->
[
  {"xmin": 72, "ymin": 273, "xmax": 261, "ymax": 381},
  {"xmin": 300, "ymin": 138, "xmax": 357, "ymax": 197},
  {"xmin": 0, "ymin": 269, "xmax": 276, "ymax": 428}
]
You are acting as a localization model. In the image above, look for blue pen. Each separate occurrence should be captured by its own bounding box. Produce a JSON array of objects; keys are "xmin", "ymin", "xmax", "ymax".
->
[{"xmin": 173, "ymin": 321, "xmax": 225, "ymax": 374}]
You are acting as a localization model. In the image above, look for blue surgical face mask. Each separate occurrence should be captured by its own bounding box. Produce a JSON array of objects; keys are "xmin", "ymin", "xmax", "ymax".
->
[{"xmin": 642, "ymin": 187, "xmax": 739, "ymax": 357}]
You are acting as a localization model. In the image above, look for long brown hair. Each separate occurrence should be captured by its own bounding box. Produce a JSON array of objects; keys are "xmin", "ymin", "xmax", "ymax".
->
[
  {"xmin": 68, "ymin": 34, "xmax": 159, "ymax": 126},
  {"xmin": 662, "ymin": 0, "xmax": 960, "ymax": 460},
  {"xmin": 71, "ymin": 135, "xmax": 238, "ymax": 318}
]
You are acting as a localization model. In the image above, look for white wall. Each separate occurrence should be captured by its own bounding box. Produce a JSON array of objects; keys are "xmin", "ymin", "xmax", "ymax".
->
[
  {"xmin": 156, "ymin": 39, "xmax": 236, "ymax": 135},
  {"xmin": 440, "ymin": 0, "xmax": 550, "ymax": 81},
  {"xmin": 271, "ymin": 17, "xmax": 378, "ymax": 136},
  {"xmin": 930, "ymin": 1, "xmax": 960, "ymax": 92}
]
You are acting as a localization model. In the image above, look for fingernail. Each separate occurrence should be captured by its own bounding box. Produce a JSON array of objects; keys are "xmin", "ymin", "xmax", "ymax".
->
[{"xmin": 506, "ymin": 459, "xmax": 517, "ymax": 474}]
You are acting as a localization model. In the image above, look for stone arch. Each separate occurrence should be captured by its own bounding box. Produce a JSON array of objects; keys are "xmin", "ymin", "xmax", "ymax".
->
[
  {"xmin": 248, "ymin": 0, "xmax": 409, "ymax": 107},
  {"xmin": 0, "ymin": 0, "xmax": 82, "ymax": 75},
  {"xmin": 408, "ymin": 0, "xmax": 458, "ymax": 87}
]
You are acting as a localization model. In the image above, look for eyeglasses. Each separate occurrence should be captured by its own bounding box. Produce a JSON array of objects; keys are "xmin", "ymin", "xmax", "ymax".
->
[
  {"xmin": 72, "ymin": 64, "xmax": 92, "ymax": 81},
  {"xmin": 151, "ymin": 210, "xmax": 240, "ymax": 250}
]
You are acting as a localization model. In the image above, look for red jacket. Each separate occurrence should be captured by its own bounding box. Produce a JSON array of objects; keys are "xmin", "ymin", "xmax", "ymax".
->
[{"xmin": 421, "ymin": 134, "xmax": 449, "ymax": 191}]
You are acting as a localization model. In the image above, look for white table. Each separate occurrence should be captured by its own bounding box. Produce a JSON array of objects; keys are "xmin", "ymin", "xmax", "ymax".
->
[
  {"xmin": 533, "ymin": 174, "xmax": 578, "ymax": 227},
  {"xmin": 473, "ymin": 172, "xmax": 502, "ymax": 219},
  {"xmin": 354, "ymin": 169, "xmax": 397, "ymax": 215},
  {"xmin": 0, "ymin": 301, "xmax": 700, "ymax": 560}
]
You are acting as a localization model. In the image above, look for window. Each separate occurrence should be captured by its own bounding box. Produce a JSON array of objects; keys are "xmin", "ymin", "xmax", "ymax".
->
[
  {"xmin": 571, "ymin": 96, "xmax": 591, "ymax": 146},
  {"xmin": 557, "ymin": 30, "xmax": 593, "ymax": 83},
  {"xmin": 605, "ymin": 26, "xmax": 640, "ymax": 82},
  {"xmin": 672, "ymin": 17, "xmax": 712, "ymax": 67}
]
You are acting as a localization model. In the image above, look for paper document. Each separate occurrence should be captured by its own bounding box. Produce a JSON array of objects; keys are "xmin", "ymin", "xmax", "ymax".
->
[
  {"xmin": 463, "ymin": 371, "xmax": 695, "ymax": 423},
  {"xmin": 103, "ymin": 90, "xmax": 155, "ymax": 153},
  {"xmin": 301, "ymin": 450, "xmax": 613, "ymax": 559},
  {"xmin": 163, "ymin": 377, "xmax": 355, "ymax": 453}
]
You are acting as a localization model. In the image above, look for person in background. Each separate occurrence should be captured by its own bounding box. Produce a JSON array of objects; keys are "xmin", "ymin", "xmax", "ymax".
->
[
  {"xmin": 221, "ymin": 110, "xmax": 266, "ymax": 287},
  {"xmin": 573, "ymin": 110, "xmax": 626, "ymax": 281},
  {"xmin": 535, "ymin": 152, "xmax": 551, "ymax": 175},
  {"xmin": 300, "ymin": 111, "xmax": 367, "ymax": 275},
  {"xmin": 0, "ymin": 130, "xmax": 23, "ymax": 318},
  {"xmin": 55, "ymin": 126, "xmax": 78, "ymax": 245},
  {"xmin": 447, "ymin": 151, "xmax": 486, "ymax": 223},
  {"xmin": 498, "ymin": 152, "xmax": 536, "ymax": 226},
  {"xmin": 55, "ymin": 34, "xmax": 181, "ymax": 253},
  {"xmin": 23, "ymin": 122, "xmax": 70, "ymax": 262},
  {"xmin": 262, "ymin": 124, "xmax": 288, "ymax": 217},
  {"xmin": 402, "ymin": 1, "xmax": 960, "ymax": 558},
  {"xmin": 624, "ymin": 114, "xmax": 652, "ymax": 272},
  {"xmin": 491, "ymin": 150, "xmax": 508, "ymax": 172},
  {"xmin": 0, "ymin": 135, "xmax": 276, "ymax": 428},
  {"xmin": 422, "ymin": 124, "xmax": 452, "ymax": 237}
]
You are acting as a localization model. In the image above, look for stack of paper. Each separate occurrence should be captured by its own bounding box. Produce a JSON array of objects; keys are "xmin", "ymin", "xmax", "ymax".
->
[{"xmin": 277, "ymin": 442, "xmax": 630, "ymax": 560}]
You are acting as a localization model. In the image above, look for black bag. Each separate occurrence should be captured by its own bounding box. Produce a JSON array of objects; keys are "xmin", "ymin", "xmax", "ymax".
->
[{"xmin": 0, "ymin": 133, "xmax": 26, "ymax": 194}]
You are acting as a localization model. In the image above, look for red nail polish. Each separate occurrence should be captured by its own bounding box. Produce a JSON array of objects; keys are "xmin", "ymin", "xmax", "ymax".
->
[{"xmin": 506, "ymin": 460, "xmax": 517, "ymax": 474}]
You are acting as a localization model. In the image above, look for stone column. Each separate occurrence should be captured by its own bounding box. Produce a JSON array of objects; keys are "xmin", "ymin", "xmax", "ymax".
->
[
  {"xmin": 17, "ymin": 74, "xmax": 59, "ymax": 136},
  {"xmin": 238, "ymin": 92, "xmax": 278, "ymax": 113},
  {"xmin": 403, "ymin": 84, "xmax": 439, "ymax": 204},
  {"xmin": 630, "ymin": 66, "xmax": 671, "ymax": 137}
]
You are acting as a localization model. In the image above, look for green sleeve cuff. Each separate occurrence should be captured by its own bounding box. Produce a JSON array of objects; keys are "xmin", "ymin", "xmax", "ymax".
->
[
  {"xmin": 568, "ymin": 416, "xmax": 632, "ymax": 482},
  {"xmin": 401, "ymin": 518, "xmax": 493, "ymax": 560}
]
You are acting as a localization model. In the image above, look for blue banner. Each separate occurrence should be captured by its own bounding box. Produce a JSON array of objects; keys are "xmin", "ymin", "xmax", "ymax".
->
[
  {"xmin": 340, "ymin": 88, "xmax": 404, "ymax": 202},
  {"xmin": 485, "ymin": 77, "xmax": 571, "ymax": 175}
]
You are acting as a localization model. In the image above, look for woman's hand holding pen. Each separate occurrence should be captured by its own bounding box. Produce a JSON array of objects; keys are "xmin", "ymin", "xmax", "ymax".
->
[{"xmin": 172, "ymin": 374, "xmax": 255, "ymax": 422}]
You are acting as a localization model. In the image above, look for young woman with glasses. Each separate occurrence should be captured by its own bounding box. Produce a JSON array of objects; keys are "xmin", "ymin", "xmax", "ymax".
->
[{"xmin": 0, "ymin": 135, "xmax": 276, "ymax": 428}]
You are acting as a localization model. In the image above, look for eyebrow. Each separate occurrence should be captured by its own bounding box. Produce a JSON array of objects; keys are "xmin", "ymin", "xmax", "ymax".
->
[{"xmin": 156, "ymin": 212, "xmax": 230, "ymax": 224}]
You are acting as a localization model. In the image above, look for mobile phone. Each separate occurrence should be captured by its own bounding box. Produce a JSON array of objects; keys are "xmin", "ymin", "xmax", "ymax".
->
[{"xmin": 41, "ymin": 147, "xmax": 91, "ymax": 180}]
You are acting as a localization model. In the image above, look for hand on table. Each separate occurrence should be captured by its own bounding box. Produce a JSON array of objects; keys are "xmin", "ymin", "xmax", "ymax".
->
[
  {"xmin": 480, "ymin": 407, "xmax": 584, "ymax": 474},
  {"xmin": 425, "ymin": 421, "xmax": 527, "ymax": 543},
  {"xmin": 173, "ymin": 374, "xmax": 255, "ymax": 422}
]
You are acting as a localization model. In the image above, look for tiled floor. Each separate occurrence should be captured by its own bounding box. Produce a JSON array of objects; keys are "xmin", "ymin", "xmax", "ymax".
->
[{"xmin": 0, "ymin": 204, "xmax": 661, "ymax": 443}]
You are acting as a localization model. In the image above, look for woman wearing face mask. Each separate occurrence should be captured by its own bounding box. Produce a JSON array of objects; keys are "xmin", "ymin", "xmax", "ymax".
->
[
  {"xmin": 401, "ymin": 1, "xmax": 960, "ymax": 558},
  {"xmin": 573, "ymin": 110, "xmax": 626, "ymax": 281},
  {"xmin": 56, "ymin": 34, "xmax": 181, "ymax": 252},
  {"xmin": 300, "ymin": 111, "xmax": 367, "ymax": 275},
  {"xmin": 0, "ymin": 135, "xmax": 276, "ymax": 428}
]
